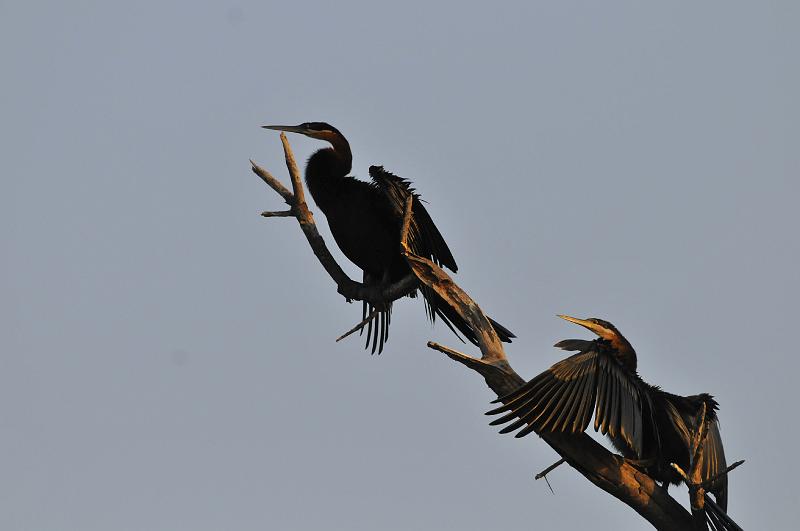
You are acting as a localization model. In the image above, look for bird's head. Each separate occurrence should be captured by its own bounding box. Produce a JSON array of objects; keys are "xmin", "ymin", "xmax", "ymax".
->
[
  {"xmin": 557, "ymin": 315, "xmax": 636, "ymax": 367},
  {"xmin": 557, "ymin": 315, "xmax": 620, "ymax": 341},
  {"xmin": 262, "ymin": 122, "xmax": 345, "ymax": 146}
]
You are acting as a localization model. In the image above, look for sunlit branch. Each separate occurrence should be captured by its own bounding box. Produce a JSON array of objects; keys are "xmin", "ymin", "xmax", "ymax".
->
[{"xmin": 250, "ymin": 134, "xmax": 730, "ymax": 531}]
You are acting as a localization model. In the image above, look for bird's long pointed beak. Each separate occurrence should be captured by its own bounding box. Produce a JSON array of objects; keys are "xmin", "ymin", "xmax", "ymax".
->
[
  {"xmin": 557, "ymin": 314, "xmax": 607, "ymax": 337},
  {"xmin": 262, "ymin": 124, "xmax": 307, "ymax": 134}
]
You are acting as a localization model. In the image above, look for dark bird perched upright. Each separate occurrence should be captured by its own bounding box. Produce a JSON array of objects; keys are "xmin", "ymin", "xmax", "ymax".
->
[
  {"xmin": 486, "ymin": 315, "xmax": 732, "ymax": 526},
  {"xmin": 263, "ymin": 122, "xmax": 515, "ymax": 353}
]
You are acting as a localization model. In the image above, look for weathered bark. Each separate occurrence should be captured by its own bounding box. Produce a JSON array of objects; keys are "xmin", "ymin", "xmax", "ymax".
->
[{"xmin": 252, "ymin": 134, "xmax": 700, "ymax": 530}]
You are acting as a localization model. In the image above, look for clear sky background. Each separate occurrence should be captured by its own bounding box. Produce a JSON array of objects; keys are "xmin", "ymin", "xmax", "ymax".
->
[{"xmin": 2, "ymin": 1, "xmax": 797, "ymax": 529}]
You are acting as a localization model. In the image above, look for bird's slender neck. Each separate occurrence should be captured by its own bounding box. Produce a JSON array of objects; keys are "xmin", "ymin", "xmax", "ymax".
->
[
  {"xmin": 613, "ymin": 336, "xmax": 637, "ymax": 372},
  {"xmin": 601, "ymin": 335, "xmax": 637, "ymax": 372},
  {"xmin": 304, "ymin": 137, "xmax": 352, "ymax": 207}
]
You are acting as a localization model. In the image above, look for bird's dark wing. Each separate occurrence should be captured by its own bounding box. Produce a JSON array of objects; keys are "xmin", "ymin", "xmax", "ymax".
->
[
  {"xmin": 662, "ymin": 393, "xmax": 729, "ymax": 511},
  {"xmin": 704, "ymin": 419, "xmax": 728, "ymax": 511},
  {"xmin": 368, "ymin": 165, "xmax": 514, "ymax": 344},
  {"xmin": 486, "ymin": 341, "xmax": 646, "ymax": 456},
  {"xmin": 368, "ymin": 165, "xmax": 458, "ymax": 272},
  {"xmin": 552, "ymin": 339, "xmax": 593, "ymax": 352}
]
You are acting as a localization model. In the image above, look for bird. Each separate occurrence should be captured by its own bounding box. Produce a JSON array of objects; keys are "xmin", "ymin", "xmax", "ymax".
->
[
  {"xmin": 262, "ymin": 122, "xmax": 515, "ymax": 353},
  {"xmin": 485, "ymin": 315, "xmax": 731, "ymax": 524}
]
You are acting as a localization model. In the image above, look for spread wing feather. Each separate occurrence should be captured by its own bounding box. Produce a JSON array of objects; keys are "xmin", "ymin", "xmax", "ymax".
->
[
  {"xmin": 573, "ymin": 366, "xmax": 597, "ymax": 432},
  {"xmin": 487, "ymin": 341, "xmax": 646, "ymax": 456},
  {"xmin": 594, "ymin": 364, "xmax": 610, "ymax": 433}
]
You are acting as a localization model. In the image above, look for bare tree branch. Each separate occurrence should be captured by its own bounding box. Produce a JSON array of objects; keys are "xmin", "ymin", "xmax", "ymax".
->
[
  {"xmin": 402, "ymin": 253, "xmax": 695, "ymax": 530},
  {"xmin": 252, "ymin": 134, "xmax": 723, "ymax": 531},
  {"xmin": 279, "ymin": 132, "xmax": 306, "ymax": 210},
  {"xmin": 427, "ymin": 341, "xmax": 505, "ymax": 376}
]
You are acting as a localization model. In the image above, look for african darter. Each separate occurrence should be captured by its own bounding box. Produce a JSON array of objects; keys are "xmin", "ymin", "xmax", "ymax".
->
[
  {"xmin": 263, "ymin": 122, "xmax": 515, "ymax": 353},
  {"xmin": 487, "ymin": 315, "xmax": 736, "ymax": 529}
]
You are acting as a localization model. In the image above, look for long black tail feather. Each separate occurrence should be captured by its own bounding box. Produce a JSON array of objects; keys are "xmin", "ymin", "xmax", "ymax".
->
[
  {"xmin": 360, "ymin": 277, "xmax": 392, "ymax": 354},
  {"xmin": 705, "ymin": 493, "xmax": 743, "ymax": 531},
  {"xmin": 356, "ymin": 270, "xmax": 514, "ymax": 354},
  {"xmin": 488, "ymin": 317, "xmax": 516, "ymax": 343},
  {"xmin": 422, "ymin": 286, "xmax": 515, "ymax": 345},
  {"xmin": 361, "ymin": 302, "xmax": 391, "ymax": 355}
]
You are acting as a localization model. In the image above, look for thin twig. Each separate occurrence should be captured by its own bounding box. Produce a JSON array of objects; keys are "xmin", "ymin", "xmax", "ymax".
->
[
  {"xmin": 336, "ymin": 309, "xmax": 379, "ymax": 342},
  {"xmin": 400, "ymin": 194, "xmax": 413, "ymax": 253},
  {"xmin": 535, "ymin": 458, "xmax": 566, "ymax": 480},
  {"xmin": 700, "ymin": 460, "xmax": 745, "ymax": 489},
  {"xmin": 250, "ymin": 159, "xmax": 293, "ymax": 203},
  {"xmin": 261, "ymin": 210, "xmax": 295, "ymax": 217},
  {"xmin": 543, "ymin": 475, "xmax": 555, "ymax": 494}
]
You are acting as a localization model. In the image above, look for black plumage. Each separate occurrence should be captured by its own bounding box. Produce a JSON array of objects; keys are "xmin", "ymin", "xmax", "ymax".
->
[
  {"xmin": 486, "ymin": 315, "xmax": 729, "ymax": 517},
  {"xmin": 263, "ymin": 122, "xmax": 514, "ymax": 353}
]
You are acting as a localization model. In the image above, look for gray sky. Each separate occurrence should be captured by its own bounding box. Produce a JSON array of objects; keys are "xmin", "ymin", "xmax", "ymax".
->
[{"xmin": 2, "ymin": 1, "xmax": 797, "ymax": 529}]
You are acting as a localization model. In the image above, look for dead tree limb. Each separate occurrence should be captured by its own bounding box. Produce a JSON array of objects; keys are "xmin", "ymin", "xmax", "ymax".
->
[
  {"xmin": 404, "ymin": 250, "xmax": 695, "ymax": 530},
  {"xmin": 253, "ymin": 135, "xmax": 703, "ymax": 530}
]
